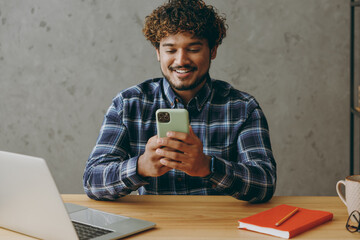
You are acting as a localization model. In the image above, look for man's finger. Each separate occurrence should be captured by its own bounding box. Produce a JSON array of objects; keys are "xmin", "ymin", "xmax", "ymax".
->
[{"xmin": 159, "ymin": 158, "xmax": 184, "ymax": 170}]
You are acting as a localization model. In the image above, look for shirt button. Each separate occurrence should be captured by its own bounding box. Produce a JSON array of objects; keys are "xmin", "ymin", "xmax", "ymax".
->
[{"xmin": 177, "ymin": 177, "xmax": 182, "ymax": 182}]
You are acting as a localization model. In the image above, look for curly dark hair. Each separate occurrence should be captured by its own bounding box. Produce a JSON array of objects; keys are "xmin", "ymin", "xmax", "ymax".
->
[{"xmin": 143, "ymin": 0, "xmax": 227, "ymax": 49}]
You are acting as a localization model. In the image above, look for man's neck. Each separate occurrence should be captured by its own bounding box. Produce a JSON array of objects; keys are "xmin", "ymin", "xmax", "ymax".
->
[{"xmin": 173, "ymin": 80, "xmax": 207, "ymax": 105}]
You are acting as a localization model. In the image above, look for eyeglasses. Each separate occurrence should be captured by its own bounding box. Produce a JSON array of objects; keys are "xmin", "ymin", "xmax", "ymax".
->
[{"xmin": 346, "ymin": 210, "xmax": 360, "ymax": 233}]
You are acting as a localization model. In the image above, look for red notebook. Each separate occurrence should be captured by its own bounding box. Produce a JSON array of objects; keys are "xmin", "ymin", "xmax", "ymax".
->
[{"xmin": 238, "ymin": 204, "xmax": 333, "ymax": 239}]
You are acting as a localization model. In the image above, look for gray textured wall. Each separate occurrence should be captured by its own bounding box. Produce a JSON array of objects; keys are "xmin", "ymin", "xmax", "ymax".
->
[{"xmin": 0, "ymin": 0, "xmax": 350, "ymax": 196}]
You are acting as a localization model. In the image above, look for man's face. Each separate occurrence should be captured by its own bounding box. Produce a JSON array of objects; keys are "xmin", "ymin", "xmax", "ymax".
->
[{"xmin": 156, "ymin": 32, "xmax": 217, "ymax": 92}]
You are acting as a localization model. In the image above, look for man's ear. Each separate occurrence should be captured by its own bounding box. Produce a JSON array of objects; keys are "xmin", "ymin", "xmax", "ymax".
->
[
  {"xmin": 210, "ymin": 45, "xmax": 218, "ymax": 60},
  {"xmin": 156, "ymin": 47, "xmax": 160, "ymax": 61}
]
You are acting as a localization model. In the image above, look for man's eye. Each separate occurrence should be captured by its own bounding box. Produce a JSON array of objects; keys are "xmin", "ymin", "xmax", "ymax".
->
[
  {"xmin": 188, "ymin": 49, "xmax": 200, "ymax": 53},
  {"xmin": 165, "ymin": 50, "xmax": 176, "ymax": 53}
]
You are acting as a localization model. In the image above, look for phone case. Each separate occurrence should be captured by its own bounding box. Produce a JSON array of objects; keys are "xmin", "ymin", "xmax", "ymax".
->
[{"xmin": 156, "ymin": 109, "xmax": 189, "ymax": 138}]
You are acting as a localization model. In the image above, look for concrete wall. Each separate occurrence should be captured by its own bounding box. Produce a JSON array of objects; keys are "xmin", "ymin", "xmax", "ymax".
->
[{"xmin": 0, "ymin": 0, "xmax": 351, "ymax": 196}]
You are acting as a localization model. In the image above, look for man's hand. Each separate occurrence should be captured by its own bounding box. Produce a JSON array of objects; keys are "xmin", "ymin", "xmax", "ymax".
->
[
  {"xmin": 155, "ymin": 126, "xmax": 211, "ymax": 177},
  {"xmin": 137, "ymin": 135, "xmax": 172, "ymax": 177}
]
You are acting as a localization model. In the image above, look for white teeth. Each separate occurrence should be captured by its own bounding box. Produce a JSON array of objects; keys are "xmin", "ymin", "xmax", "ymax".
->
[{"xmin": 175, "ymin": 69, "xmax": 191, "ymax": 73}]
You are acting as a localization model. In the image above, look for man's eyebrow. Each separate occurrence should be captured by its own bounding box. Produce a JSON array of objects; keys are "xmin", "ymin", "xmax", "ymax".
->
[
  {"xmin": 188, "ymin": 42, "xmax": 204, "ymax": 46},
  {"xmin": 162, "ymin": 43, "xmax": 175, "ymax": 47}
]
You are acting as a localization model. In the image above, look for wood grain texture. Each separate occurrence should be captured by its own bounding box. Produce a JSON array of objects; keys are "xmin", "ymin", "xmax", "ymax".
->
[{"xmin": 0, "ymin": 195, "xmax": 356, "ymax": 239}]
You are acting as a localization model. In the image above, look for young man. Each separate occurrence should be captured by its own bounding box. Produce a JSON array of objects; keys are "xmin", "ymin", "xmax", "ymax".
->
[{"xmin": 83, "ymin": 0, "xmax": 276, "ymax": 203}]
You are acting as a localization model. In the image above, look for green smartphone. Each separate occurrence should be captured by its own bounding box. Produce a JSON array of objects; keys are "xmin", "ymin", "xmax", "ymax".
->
[{"xmin": 156, "ymin": 109, "xmax": 189, "ymax": 138}]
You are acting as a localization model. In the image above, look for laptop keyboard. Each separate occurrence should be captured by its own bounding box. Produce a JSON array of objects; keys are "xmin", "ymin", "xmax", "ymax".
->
[{"xmin": 72, "ymin": 221, "xmax": 113, "ymax": 240}]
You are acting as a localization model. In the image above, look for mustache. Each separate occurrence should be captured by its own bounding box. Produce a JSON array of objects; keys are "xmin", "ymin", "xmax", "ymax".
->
[{"xmin": 168, "ymin": 65, "xmax": 197, "ymax": 71}]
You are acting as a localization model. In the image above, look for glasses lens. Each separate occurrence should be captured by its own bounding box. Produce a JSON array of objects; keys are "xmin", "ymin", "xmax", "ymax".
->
[{"xmin": 346, "ymin": 210, "xmax": 360, "ymax": 233}]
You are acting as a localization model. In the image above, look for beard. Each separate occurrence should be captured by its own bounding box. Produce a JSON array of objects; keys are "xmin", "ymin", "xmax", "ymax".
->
[{"xmin": 161, "ymin": 65, "xmax": 211, "ymax": 91}]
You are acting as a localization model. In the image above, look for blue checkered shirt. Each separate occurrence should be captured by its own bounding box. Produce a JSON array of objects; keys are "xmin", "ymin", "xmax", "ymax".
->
[{"xmin": 83, "ymin": 78, "xmax": 276, "ymax": 202}]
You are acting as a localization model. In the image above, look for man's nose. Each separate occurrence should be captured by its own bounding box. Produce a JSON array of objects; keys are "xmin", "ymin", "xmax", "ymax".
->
[{"xmin": 174, "ymin": 49, "xmax": 190, "ymax": 66}]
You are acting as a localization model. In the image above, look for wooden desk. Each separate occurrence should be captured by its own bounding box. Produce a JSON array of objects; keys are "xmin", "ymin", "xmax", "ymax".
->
[{"xmin": 0, "ymin": 195, "xmax": 358, "ymax": 239}]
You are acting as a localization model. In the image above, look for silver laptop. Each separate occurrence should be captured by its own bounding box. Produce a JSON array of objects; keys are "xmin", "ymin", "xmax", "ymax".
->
[{"xmin": 0, "ymin": 151, "xmax": 156, "ymax": 240}]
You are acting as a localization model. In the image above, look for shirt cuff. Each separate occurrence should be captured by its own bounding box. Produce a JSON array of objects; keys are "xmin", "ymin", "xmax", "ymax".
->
[
  {"xmin": 121, "ymin": 156, "xmax": 149, "ymax": 189},
  {"xmin": 203, "ymin": 156, "xmax": 231, "ymax": 191}
]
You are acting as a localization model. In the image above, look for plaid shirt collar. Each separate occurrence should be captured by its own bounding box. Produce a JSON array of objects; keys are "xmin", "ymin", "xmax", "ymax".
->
[{"xmin": 162, "ymin": 77, "xmax": 213, "ymax": 111}]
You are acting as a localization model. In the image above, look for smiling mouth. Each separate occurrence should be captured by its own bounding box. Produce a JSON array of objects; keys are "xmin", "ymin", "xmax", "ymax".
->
[
  {"xmin": 169, "ymin": 65, "xmax": 197, "ymax": 74},
  {"xmin": 175, "ymin": 69, "xmax": 192, "ymax": 73}
]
